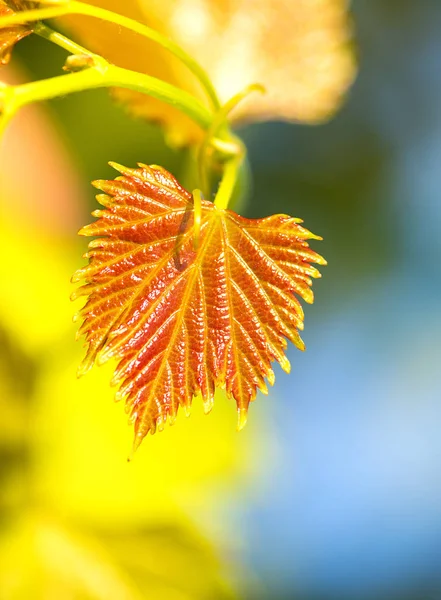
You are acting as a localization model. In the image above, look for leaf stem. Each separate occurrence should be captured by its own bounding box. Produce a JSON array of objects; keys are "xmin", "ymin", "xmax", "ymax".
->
[
  {"xmin": 0, "ymin": 65, "xmax": 213, "ymax": 131},
  {"xmin": 33, "ymin": 21, "xmax": 106, "ymax": 70},
  {"xmin": 214, "ymin": 156, "xmax": 242, "ymax": 211},
  {"xmin": 1, "ymin": 3, "xmax": 264, "ymax": 212},
  {"xmin": 0, "ymin": 0, "xmax": 220, "ymax": 110},
  {"xmin": 208, "ymin": 84, "xmax": 265, "ymax": 210}
]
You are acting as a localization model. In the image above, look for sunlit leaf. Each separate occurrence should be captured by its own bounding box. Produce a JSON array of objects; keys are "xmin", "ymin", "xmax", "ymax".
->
[
  {"xmin": 142, "ymin": 0, "xmax": 356, "ymax": 125},
  {"xmin": 0, "ymin": 0, "xmax": 35, "ymax": 65},
  {"xmin": 72, "ymin": 163, "xmax": 325, "ymax": 447},
  {"xmin": 63, "ymin": 0, "xmax": 355, "ymax": 144}
]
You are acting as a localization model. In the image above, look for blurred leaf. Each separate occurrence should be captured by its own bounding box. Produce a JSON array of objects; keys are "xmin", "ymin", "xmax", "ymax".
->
[
  {"xmin": 63, "ymin": 0, "xmax": 356, "ymax": 145},
  {"xmin": 142, "ymin": 0, "xmax": 356, "ymax": 125},
  {"xmin": 33, "ymin": 360, "xmax": 247, "ymax": 525},
  {"xmin": 0, "ymin": 514, "xmax": 235, "ymax": 599},
  {"xmin": 0, "ymin": 220, "xmax": 75, "ymax": 353},
  {"xmin": 72, "ymin": 162, "xmax": 325, "ymax": 446}
]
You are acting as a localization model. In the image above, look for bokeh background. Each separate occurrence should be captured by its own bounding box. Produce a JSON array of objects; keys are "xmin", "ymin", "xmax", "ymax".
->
[{"xmin": 1, "ymin": 1, "xmax": 440, "ymax": 599}]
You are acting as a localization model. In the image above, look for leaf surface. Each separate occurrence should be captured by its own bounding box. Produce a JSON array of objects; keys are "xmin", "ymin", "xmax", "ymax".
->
[{"xmin": 72, "ymin": 164, "xmax": 325, "ymax": 447}]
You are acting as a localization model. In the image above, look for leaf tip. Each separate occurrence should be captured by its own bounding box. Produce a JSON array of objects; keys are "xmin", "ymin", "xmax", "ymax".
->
[
  {"xmin": 156, "ymin": 416, "xmax": 166, "ymax": 433},
  {"xmin": 96, "ymin": 348, "xmax": 112, "ymax": 366},
  {"xmin": 91, "ymin": 179, "xmax": 106, "ymax": 191},
  {"xmin": 237, "ymin": 407, "xmax": 248, "ymax": 432},
  {"xmin": 76, "ymin": 360, "xmax": 92, "ymax": 379},
  {"xmin": 114, "ymin": 388, "xmax": 126, "ymax": 402},
  {"xmin": 203, "ymin": 394, "xmax": 214, "ymax": 415},
  {"xmin": 294, "ymin": 336, "xmax": 306, "ymax": 352},
  {"xmin": 280, "ymin": 356, "xmax": 291, "ymax": 374},
  {"xmin": 303, "ymin": 288, "xmax": 315, "ymax": 304},
  {"xmin": 108, "ymin": 161, "xmax": 134, "ymax": 178},
  {"xmin": 128, "ymin": 432, "xmax": 144, "ymax": 461},
  {"xmin": 69, "ymin": 288, "xmax": 81, "ymax": 301},
  {"xmin": 259, "ymin": 381, "xmax": 269, "ymax": 396},
  {"xmin": 267, "ymin": 369, "xmax": 276, "ymax": 386},
  {"xmin": 70, "ymin": 269, "xmax": 83, "ymax": 284},
  {"xmin": 108, "ymin": 161, "xmax": 125, "ymax": 171}
]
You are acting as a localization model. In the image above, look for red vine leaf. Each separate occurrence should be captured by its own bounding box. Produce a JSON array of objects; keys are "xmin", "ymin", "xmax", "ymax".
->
[
  {"xmin": 0, "ymin": 1, "xmax": 35, "ymax": 66},
  {"xmin": 72, "ymin": 163, "xmax": 326, "ymax": 449}
]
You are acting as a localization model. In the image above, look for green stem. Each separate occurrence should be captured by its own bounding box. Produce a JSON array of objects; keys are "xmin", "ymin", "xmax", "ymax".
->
[
  {"xmin": 204, "ymin": 84, "xmax": 264, "ymax": 207},
  {"xmin": 2, "ymin": 65, "xmax": 213, "ymax": 131},
  {"xmin": 214, "ymin": 157, "xmax": 242, "ymax": 211},
  {"xmin": 34, "ymin": 22, "xmax": 104, "ymax": 65},
  {"xmin": 0, "ymin": 1, "xmax": 220, "ymax": 110},
  {"xmin": 1, "ymin": 4, "xmax": 262, "ymax": 211},
  {"xmin": 34, "ymin": 21, "xmax": 94, "ymax": 57}
]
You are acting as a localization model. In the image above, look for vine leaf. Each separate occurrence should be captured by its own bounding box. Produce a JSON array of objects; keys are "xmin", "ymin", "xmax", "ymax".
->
[
  {"xmin": 0, "ymin": 1, "xmax": 35, "ymax": 65},
  {"xmin": 72, "ymin": 163, "xmax": 326, "ymax": 449}
]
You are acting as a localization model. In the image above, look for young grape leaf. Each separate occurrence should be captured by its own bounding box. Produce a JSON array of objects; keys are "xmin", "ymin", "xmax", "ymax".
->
[
  {"xmin": 72, "ymin": 163, "xmax": 326, "ymax": 448},
  {"xmin": 0, "ymin": 1, "xmax": 35, "ymax": 65}
]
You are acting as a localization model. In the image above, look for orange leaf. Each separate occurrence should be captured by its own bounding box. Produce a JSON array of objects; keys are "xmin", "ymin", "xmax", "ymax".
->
[
  {"xmin": 72, "ymin": 163, "xmax": 326, "ymax": 447},
  {"xmin": 0, "ymin": 1, "xmax": 35, "ymax": 66}
]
